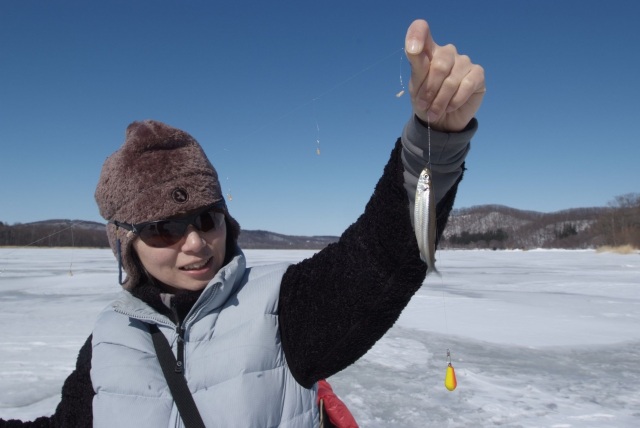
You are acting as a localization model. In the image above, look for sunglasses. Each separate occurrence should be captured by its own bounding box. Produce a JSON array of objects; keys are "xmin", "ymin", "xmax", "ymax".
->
[{"xmin": 113, "ymin": 201, "xmax": 226, "ymax": 248}]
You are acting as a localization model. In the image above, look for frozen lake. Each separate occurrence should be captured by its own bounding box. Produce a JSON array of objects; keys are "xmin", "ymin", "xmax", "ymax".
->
[{"xmin": 1, "ymin": 248, "xmax": 639, "ymax": 427}]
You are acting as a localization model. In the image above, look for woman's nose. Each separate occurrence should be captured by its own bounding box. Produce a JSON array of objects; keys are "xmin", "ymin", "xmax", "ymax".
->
[{"xmin": 181, "ymin": 225, "xmax": 206, "ymax": 251}]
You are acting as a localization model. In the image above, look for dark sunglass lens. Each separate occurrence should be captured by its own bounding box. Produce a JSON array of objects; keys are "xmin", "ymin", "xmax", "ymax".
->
[
  {"xmin": 196, "ymin": 212, "xmax": 217, "ymax": 232},
  {"xmin": 136, "ymin": 206, "xmax": 224, "ymax": 248},
  {"xmin": 140, "ymin": 222, "xmax": 186, "ymax": 247}
]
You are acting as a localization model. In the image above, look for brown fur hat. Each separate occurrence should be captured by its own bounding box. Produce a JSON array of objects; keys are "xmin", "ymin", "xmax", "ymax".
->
[{"xmin": 94, "ymin": 120, "xmax": 240, "ymax": 290}]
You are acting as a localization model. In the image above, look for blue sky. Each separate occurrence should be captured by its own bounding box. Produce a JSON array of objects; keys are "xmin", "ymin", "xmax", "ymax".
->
[{"xmin": 1, "ymin": 1, "xmax": 639, "ymax": 236}]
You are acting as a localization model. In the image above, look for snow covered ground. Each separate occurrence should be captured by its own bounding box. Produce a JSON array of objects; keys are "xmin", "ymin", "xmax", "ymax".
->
[{"xmin": 1, "ymin": 248, "xmax": 638, "ymax": 427}]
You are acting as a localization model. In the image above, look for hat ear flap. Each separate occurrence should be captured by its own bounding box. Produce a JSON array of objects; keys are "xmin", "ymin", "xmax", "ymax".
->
[{"xmin": 116, "ymin": 236, "xmax": 125, "ymax": 286}]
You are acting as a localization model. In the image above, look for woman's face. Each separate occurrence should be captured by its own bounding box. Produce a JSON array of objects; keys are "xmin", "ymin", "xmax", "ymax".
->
[{"xmin": 132, "ymin": 213, "xmax": 227, "ymax": 292}]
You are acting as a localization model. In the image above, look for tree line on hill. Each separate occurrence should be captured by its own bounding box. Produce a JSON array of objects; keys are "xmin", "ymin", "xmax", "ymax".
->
[
  {"xmin": 0, "ymin": 220, "xmax": 109, "ymax": 248},
  {"xmin": 1, "ymin": 193, "xmax": 638, "ymax": 250},
  {"xmin": 0, "ymin": 220, "xmax": 338, "ymax": 250},
  {"xmin": 440, "ymin": 193, "xmax": 640, "ymax": 250}
]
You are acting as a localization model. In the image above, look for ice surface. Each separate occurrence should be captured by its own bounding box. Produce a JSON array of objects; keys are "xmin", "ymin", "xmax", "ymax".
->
[{"xmin": 1, "ymin": 248, "xmax": 639, "ymax": 426}]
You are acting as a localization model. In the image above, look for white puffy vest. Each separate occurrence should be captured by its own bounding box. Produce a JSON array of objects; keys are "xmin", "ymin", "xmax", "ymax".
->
[{"xmin": 91, "ymin": 251, "xmax": 319, "ymax": 427}]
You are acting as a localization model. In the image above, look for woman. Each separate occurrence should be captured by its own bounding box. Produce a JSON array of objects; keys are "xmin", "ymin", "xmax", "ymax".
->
[{"xmin": 1, "ymin": 19, "xmax": 485, "ymax": 427}]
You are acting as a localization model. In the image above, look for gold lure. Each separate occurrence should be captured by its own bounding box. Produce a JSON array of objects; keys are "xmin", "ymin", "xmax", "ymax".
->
[{"xmin": 445, "ymin": 349, "xmax": 457, "ymax": 391}]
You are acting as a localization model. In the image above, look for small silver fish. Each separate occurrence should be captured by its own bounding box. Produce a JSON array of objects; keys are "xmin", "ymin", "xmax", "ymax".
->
[{"xmin": 414, "ymin": 167, "xmax": 440, "ymax": 275}]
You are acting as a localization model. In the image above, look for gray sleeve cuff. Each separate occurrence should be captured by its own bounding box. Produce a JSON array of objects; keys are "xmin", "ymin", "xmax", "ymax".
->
[{"xmin": 402, "ymin": 115, "xmax": 476, "ymax": 224}]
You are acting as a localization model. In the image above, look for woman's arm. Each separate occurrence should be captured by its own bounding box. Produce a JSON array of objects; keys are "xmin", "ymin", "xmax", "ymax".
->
[
  {"xmin": 279, "ymin": 130, "xmax": 468, "ymax": 387},
  {"xmin": 279, "ymin": 18, "xmax": 485, "ymax": 387}
]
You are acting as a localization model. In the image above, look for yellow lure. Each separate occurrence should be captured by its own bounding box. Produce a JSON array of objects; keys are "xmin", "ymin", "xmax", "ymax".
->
[{"xmin": 445, "ymin": 363, "xmax": 457, "ymax": 391}]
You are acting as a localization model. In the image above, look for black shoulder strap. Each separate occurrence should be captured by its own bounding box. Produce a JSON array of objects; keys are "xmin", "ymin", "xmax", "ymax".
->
[{"xmin": 148, "ymin": 323, "xmax": 206, "ymax": 428}]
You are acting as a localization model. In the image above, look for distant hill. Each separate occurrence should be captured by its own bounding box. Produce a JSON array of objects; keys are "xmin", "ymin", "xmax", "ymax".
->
[
  {"xmin": 0, "ymin": 220, "xmax": 338, "ymax": 250},
  {"xmin": 441, "ymin": 204, "xmax": 612, "ymax": 249},
  {"xmin": 1, "ymin": 201, "xmax": 637, "ymax": 250},
  {"xmin": 237, "ymin": 230, "xmax": 337, "ymax": 250},
  {"xmin": 0, "ymin": 219, "xmax": 110, "ymax": 248}
]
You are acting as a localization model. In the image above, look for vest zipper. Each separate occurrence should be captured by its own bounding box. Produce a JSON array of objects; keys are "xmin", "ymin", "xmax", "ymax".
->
[{"xmin": 171, "ymin": 300, "xmax": 186, "ymax": 374}]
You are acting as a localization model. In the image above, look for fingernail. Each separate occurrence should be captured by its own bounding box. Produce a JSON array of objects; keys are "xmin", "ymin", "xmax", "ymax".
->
[
  {"xmin": 407, "ymin": 39, "xmax": 420, "ymax": 54},
  {"xmin": 427, "ymin": 110, "xmax": 439, "ymax": 122}
]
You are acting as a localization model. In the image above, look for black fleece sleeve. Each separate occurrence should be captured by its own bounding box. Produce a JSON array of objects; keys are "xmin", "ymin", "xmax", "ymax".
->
[
  {"xmin": 279, "ymin": 139, "xmax": 464, "ymax": 388},
  {"xmin": 0, "ymin": 335, "xmax": 94, "ymax": 428}
]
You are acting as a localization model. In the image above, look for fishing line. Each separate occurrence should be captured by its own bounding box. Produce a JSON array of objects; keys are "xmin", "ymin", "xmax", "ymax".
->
[
  {"xmin": 396, "ymin": 51, "xmax": 406, "ymax": 98},
  {"xmin": 312, "ymin": 48, "xmax": 404, "ymax": 103},
  {"xmin": 197, "ymin": 47, "xmax": 405, "ymax": 204},
  {"xmin": 440, "ymin": 275, "xmax": 456, "ymax": 391},
  {"xmin": 3, "ymin": 221, "xmax": 86, "ymax": 250},
  {"xmin": 225, "ymin": 176, "xmax": 233, "ymax": 201},
  {"xmin": 427, "ymin": 114, "xmax": 457, "ymax": 392},
  {"xmin": 230, "ymin": 48, "xmax": 404, "ymax": 160},
  {"xmin": 303, "ymin": 47, "xmax": 403, "ymax": 156},
  {"xmin": 0, "ymin": 220, "xmax": 89, "ymax": 277},
  {"xmin": 427, "ymin": 117, "xmax": 432, "ymax": 169},
  {"xmin": 402, "ymin": 44, "xmax": 458, "ymax": 390},
  {"xmin": 2, "ymin": 48, "xmax": 404, "ymax": 259},
  {"xmin": 69, "ymin": 225, "xmax": 75, "ymax": 276},
  {"xmin": 313, "ymin": 98, "xmax": 321, "ymax": 155}
]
